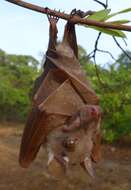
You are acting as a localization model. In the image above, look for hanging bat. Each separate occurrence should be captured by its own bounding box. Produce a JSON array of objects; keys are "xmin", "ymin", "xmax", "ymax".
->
[{"xmin": 19, "ymin": 10, "xmax": 101, "ymax": 178}]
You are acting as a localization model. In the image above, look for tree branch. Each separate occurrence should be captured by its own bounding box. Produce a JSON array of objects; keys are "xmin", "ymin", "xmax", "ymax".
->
[{"xmin": 5, "ymin": 0, "xmax": 131, "ymax": 32}]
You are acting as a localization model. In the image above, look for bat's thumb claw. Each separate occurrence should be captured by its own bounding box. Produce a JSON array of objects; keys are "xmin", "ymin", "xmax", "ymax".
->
[{"xmin": 81, "ymin": 157, "xmax": 95, "ymax": 178}]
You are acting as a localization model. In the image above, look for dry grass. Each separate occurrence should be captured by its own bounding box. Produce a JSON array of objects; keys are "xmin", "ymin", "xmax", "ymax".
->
[{"xmin": 0, "ymin": 122, "xmax": 131, "ymax": 190}]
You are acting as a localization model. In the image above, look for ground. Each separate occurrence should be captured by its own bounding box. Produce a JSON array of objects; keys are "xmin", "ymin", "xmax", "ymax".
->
[{"xmin": 0, "ymin": 123, "xmax": 131, "ymax": 190}]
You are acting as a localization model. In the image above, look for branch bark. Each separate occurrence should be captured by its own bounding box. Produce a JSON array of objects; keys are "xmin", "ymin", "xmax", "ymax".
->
[{"xmin": 5, "ymin": 0, "xmax": 131, "ymax": 32}]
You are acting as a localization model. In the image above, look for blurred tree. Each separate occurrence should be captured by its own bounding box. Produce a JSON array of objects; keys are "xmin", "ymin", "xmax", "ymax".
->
[
  {"xmin": 117, "ymin": 51, "xmax": 131, "ymax": 69},
  {"xmin": 0, "ymin": 49, "xmax": 40, "ymax": 122}
]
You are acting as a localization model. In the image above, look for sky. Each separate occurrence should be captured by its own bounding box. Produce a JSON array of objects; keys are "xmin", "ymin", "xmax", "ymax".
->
[{"xmin": 0, "ymin": 0, "xmax": 131, "ymax": 65}]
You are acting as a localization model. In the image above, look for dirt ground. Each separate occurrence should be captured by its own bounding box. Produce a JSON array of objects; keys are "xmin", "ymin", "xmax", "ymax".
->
[{"xmin": 0, "ymin": 123, "xmax": 131, "ymax": 190}]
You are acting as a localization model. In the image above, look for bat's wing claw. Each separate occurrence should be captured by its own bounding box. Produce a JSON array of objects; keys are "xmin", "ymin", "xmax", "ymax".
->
[{"xmin": 81, "ymin": 157, "xmax": 95, "ymax": 178}]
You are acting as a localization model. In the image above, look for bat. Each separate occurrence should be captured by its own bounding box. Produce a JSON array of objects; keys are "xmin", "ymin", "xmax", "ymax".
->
[
  {"xmin": 19, "ymin": 10, "xmax": 101, "ymax": 178},
  {"xmin": 46, "ymin": 104, "xmax": 101, "ymax": 178}
]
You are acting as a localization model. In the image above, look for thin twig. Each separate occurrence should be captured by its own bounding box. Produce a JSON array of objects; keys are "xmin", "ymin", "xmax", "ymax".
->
[
  {"xmin": 88, "ymin": 1, "xmax": 117, "ymax": 88},
  {"xmin": 93, "ymin": 33, "xmax": 105, "ymax": 86},
  {"xmin": 87, "ymin": 51, "xmax": 94, "ymax": 58},
  {"xmin": 113, "ymin": 37, "xmax": 131, "ymax": 61},
  {"xmin": 94, "ymin": 32, "xmax": 102, "ymax": 51},
  {"xmin": 93, "ymin": 55, "xmax": 105, "ymax": 87},
  {"xmin": 97, "ymin": 49, "xmax": 116, "ymax": 61},
  {"xmin": 105, "ymin": 0, "xmax": 109, "ymax": 8},
  {"xmin": 122, "ymin": 38, "xmax": 128, "ymax": 46},
  {"xmin": 88, "ymin": 32, "xmax": 102, "ymax": 59},
  {"xmin": 5, "ymin": 0, "xmax": 131, "ymax": 32},
  {"xmin": 93, "ymin": 0, "xmax": 108, "ymax": 9}
]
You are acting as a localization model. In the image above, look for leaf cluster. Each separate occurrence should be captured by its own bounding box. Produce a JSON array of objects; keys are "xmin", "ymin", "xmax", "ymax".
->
[{"xmin": 85, "ymin": 8, "xmax": 131, "ymax": 38}]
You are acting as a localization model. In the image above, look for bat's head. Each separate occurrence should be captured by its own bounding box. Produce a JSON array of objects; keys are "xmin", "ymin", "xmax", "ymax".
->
[{"xmin": 83, "ymin": 105, "xmax": 101, "ymax": 121}]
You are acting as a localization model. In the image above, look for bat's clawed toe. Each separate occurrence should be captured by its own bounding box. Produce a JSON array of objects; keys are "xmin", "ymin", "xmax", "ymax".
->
[
  {"xmin": 55, "ymin": 155, "xmax": 69, "ymax": 172},
  {"xmin": 47, "ymin": 154, "xmax": 69, "ymax": 177},
  {"xmin": 70, "ymin": 9, "xmax": 89, "ymax": 19},
  {"xmin": 47, "ymin": 13, "xmax": 59, "ymax": 23}
]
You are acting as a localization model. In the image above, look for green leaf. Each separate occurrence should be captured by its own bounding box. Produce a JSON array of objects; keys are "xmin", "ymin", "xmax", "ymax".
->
[
  {"xmin": 87, "ymin": 8, "xmax": 131, "ymax": 21},
  {"xmin": 88, "ymin": 26, "xmax": 126, "ymax": 38},
  {"xmin": 85, "ymin": 9, "xmax": 128, "ymax": 37},
  {"xmin": 109, "ymin": 19, "xmax": 130, "ymax": 25},
  {"xmin": 117, "ymin": 7, "xmax": 131, "ymax": 14},
  {"xmin": 107, "ymin": 8, "xmax": 131, "ymax": 20},
  {"xmin": 86, "ymin": 9, "xmax": 111, "ymax": 21}
]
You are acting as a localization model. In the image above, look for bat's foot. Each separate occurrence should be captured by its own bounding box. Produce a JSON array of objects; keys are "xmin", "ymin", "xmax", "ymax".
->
[
  {"xmin": 47, "ymin": 158, "xmax": 65, "ymax": 177},
  {"xmin": 55, "ymin": 155, "xmax": 69, "ymax": 173},
  {"xmin": 70, "ymin": 9, "xmax": 90, "ymax": 18},
  {"xmin": 45, "ymin": 7, "xmax": 59, "ymax": 23},
  {"xmin": 46, "ymin": 145, "xmax": 69, "ymax": 176}
]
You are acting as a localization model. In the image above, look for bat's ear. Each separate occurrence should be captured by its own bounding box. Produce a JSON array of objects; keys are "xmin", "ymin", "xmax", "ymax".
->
[{"xmin": 91, "ymin": 132, "xmax": 102, "ymax": 162}]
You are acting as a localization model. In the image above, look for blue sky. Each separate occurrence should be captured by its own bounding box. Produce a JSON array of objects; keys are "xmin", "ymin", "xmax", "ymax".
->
[{"xmin": 0, "ymin": 0, "xmax": 131, "ymax": 65}]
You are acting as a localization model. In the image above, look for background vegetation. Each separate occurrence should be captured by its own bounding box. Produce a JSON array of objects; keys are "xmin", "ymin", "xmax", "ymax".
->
[
  {"xmin": 0, "ymin": 49, "xmax": 39, "ymax": 121},
  {"xmin": 0, "ymin": 48, "xmax": 131, "ymax": 142}
]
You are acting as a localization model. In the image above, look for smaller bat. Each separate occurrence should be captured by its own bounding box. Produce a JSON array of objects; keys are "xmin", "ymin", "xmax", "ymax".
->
[
  {"xmin": 46, "ymin": 105, "xmax": 101, "ymax": 178},
  {"xmin": 63, "ymin": 105, "xmax": 101, "ymax": 132}
]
